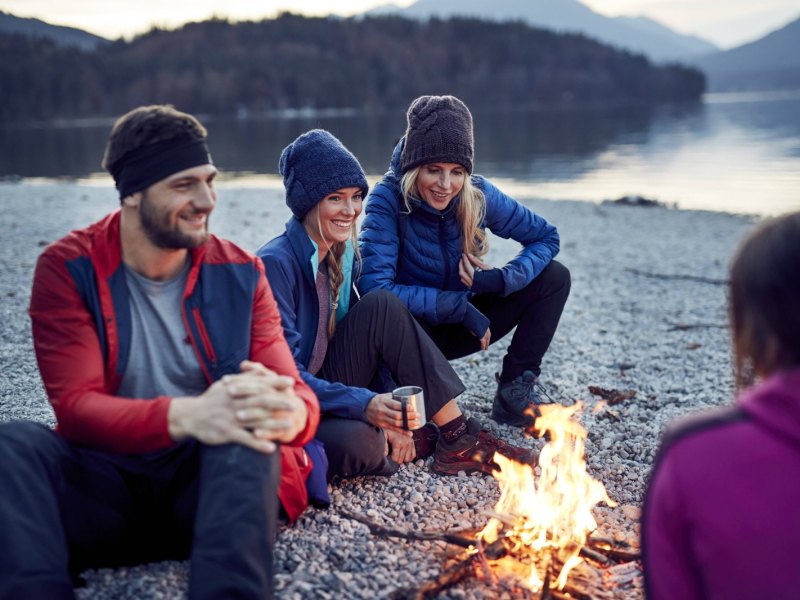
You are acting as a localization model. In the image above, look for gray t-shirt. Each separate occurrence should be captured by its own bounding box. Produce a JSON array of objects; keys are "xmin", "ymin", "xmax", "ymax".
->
[{"xmin": 116, "ymin": 259, "xmax": 208, "ymax": 399}]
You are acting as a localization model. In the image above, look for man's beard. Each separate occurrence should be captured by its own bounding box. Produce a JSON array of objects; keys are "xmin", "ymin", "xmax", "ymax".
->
[{"xmin": 139, "ymin": 192, "xmax": 210, "ymax": 250}]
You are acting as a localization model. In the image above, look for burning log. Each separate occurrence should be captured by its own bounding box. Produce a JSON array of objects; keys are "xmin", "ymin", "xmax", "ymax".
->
[
  {"xmin": 587, "ymin": 539, "xmax": 641, "ymax": 563},
  {"xmin": 579, "ymin": 545, "xmax": 612, "ymax": 565}
]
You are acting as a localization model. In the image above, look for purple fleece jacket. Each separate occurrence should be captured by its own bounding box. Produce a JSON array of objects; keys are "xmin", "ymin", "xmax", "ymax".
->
[{"xmin": 643, "ymin": 368, "xmax": 800, "ymax": 600}]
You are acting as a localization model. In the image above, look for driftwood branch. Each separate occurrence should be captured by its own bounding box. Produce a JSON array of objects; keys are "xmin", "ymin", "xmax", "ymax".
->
[
  {"xmin": 625, "ymin": 267, "xmax": 727, "ymax": 286},
  {"xmin": 337, "ymin": 508, "xmax": 475, "ymax": 548},
  {"xmin": 389, "ymin": 539, "xmax": 508, "ymax": 600},
  {"xmin": 389, "ymin": 554, "xmax": 475, "ymax": 600},
  {"xmin": 666, "ymin": 321, "xmax": 728, "ymax": 331},
  {"xmin": 587, "ymin": 386, "xmax": 636, "ymax": 406}
]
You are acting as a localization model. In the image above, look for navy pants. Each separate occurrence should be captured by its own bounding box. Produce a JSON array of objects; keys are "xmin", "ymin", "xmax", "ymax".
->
[
  {"xmin": 315, "ymin": 290, "xmax": 465, "ymax": 479},
  {"xmin": 423, "ymin": 260, "xmax": 571, "ymax": 382},
  {"xmin": 0, "ymin": 421, "xmax": 279, "ymax": 600}
]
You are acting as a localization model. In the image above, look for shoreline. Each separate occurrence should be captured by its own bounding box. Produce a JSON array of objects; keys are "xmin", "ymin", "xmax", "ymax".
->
[
  {"xmin": 0, "ymin": 178, "xmax": 773, "ymax": 220},
  {"xmin": 0, "ymin": 183, "xmax": 757, "ymax": 598}
]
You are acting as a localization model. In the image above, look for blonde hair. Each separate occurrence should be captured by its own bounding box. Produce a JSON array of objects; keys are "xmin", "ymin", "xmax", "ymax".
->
[
  {"xmin": 400, "ymin": 166, "xmax": 488, "ymax": 257},
  {"xmin": 303, "ymin": 210, "xmax": 361, "ymax": 337}
]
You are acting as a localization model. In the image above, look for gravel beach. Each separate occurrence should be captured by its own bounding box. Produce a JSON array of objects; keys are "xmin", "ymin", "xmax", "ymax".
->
[{"xmin": 0, "ymin": 181, "xmax": 759, "ymax": 598}]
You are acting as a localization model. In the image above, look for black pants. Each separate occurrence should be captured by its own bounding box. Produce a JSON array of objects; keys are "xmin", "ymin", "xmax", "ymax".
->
[
  {"xmin": 0, "ymin": 421, "xmax": 279, "ymax": 600},
  {"xmin": 315, "ymin": 290, "xmax": 465, "ymax": 479},
  {"xmin": 424, "ymin": 261, "xmax": 571, "ymax": 382}
]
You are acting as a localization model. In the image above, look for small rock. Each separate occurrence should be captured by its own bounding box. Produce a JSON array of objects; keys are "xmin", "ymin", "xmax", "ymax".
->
[{"xmin": 621, "ymin": 504, "xmax": 642, "ymax": 521}]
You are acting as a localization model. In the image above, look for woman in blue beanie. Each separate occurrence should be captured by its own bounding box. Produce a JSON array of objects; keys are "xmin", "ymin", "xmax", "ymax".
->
[
  {"xmin": 257, "ymin": 129, "xmax": 535, "ymax": 480},
  {"xmin": 359, "ymin": 96, "xmax": 570, "ymax": 427}
]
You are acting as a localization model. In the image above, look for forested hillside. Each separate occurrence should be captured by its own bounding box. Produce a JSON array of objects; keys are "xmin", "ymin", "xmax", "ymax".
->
[
  {"xmin": 1, "ymin": 14, "xmax": 705, "ymax": 123},
  {"xmin": 0, "ymin": 10, "xmax": 107, "ymax": 50}
]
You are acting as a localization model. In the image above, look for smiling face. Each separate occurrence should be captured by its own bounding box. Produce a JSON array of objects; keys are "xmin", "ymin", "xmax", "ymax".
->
[
  {"xmin": 415, "ymin": 162, "xmax": 467, "ymax": 211},
  {"xmin": 137, "ymin": 164, "xmax": 218, "ymax": 249},
  {"xmin": 304, "ymin": 186, "xmax": 364, "ymax": 253}
]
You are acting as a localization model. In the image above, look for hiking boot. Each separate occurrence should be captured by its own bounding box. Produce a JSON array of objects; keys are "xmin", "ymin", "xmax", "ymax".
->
[
  {"xmin": 412, "ymin": 422, "xmax": 439, "ymax": 460},
  {"xmin": 432, "ymin": 421, "xmax": 537, "ymax": 476},
  {"xmin": 491, "ymin": 370, "xmax": 552, "ymax": 428}
]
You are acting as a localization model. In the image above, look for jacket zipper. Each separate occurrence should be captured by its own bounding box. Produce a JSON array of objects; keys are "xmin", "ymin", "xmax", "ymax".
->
[
  {"xmin": 192, "ymin": 306, "xmax": 218, "ymax": 366},
  {"xmin": 439, "ymin": 215, "xmax": 451, "ymax": 288},
  {"xmin": 181, "ymin": 304, "xmax": 213, "ymax": 383}
]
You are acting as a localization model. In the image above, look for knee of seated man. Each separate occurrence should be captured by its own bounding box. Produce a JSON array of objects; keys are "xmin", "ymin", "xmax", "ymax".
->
[
  {"xmin": 201, "ymin": 441, "xmax": 279, "ymax": 475},
  {"xmin": 0, "ymin": 420, "xmax": 59, "ymax": 448},
  {"xmin": 0, "ymin": 421, "xmax": 65, "ymax": 465}
]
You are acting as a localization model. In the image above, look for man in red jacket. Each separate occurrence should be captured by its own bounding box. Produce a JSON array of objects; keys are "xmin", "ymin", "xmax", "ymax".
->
[{"xmin": 0, "ymin": 105, "xmax": 320, "ymax": 600}]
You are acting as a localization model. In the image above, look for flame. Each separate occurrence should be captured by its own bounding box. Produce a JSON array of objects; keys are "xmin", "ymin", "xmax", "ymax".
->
[{"xmin": 478, "ymin": 402, "xmax": 615, "ymax": 591}]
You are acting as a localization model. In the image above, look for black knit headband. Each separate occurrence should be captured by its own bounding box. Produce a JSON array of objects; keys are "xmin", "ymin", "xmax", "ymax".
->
[{"xmin": 110, "ymin": 138, "xmax": 212, "ymax": 199}]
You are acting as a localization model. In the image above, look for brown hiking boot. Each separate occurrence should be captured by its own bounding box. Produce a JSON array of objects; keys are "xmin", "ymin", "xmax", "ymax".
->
[{"xmin": 431, "ymin": 419, "xmax": 537, "ymax": 476}]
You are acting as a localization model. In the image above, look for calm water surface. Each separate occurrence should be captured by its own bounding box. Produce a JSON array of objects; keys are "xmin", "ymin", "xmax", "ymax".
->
[{"xmin": 2, "ymin": 92, "xmax": 798, "ymax": 216}]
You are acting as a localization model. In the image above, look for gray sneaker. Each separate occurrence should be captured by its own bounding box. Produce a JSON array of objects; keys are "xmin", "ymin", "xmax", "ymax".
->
[{"xmin": 491, "ymin": 371, "xmax": 552, "ymax": 427}]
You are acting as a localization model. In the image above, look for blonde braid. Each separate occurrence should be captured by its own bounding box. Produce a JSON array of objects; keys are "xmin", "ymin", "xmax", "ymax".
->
[{"xmin": 326, "ymin": 241, "xmax": 346, "ymax": 337}]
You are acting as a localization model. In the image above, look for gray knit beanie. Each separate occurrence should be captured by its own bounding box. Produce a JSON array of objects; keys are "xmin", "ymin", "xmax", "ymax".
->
[
  {"xmin": 400, "ymin": 95, "xmax": 474, "ymax": 174},
  {"xmin": 280, "ymin": 129, "xmax": 369, "ymax": 220}
]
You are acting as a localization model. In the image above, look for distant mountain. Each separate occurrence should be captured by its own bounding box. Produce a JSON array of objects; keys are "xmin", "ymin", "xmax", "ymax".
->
[
  {"xmin": 695, "ymin": 16, "xmax": 800, "ymax": 92},
  {"xmin": 0, "ymin": 11, "xmax": 108, "ymax": 50},
  {"xmin": 365, "ymin": 0, "xmax": 718, "ymax": 63}
]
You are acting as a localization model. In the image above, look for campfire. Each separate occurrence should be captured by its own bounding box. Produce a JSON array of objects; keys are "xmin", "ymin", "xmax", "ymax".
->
[
  {"xmin": 341, "ymin": 402, "xmax": 641, "ymax": 599},
  {"xmin": 477, "ymin": 402, "xmax": 616, "ymax": 592}
]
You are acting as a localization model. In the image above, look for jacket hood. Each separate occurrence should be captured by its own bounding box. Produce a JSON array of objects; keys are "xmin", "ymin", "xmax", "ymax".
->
[
  {"xmin": 388, "ymin": 136, "xmax": 405, "ymax": 181},
  {"xmin": 738, "ymin": 368, "xmax": 800, "ymax": 449}
]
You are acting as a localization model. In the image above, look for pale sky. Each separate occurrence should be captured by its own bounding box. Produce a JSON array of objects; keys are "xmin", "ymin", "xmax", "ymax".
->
[{"xmin": 2, "ymin": 0, "xmax": 798, "ymax": 49}]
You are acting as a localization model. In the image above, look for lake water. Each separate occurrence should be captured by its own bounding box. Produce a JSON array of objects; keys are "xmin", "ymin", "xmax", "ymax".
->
[{"xmin": 2, "ymin": 92, "xmax": 799, "ymax": 216}]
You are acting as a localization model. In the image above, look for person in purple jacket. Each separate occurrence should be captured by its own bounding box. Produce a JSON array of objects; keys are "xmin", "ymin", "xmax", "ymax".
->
[
  {"xmin": 642, "ymin": 211, "xmax": 800, "ymax": 599},
  {"xmin": 359, "ymin": 95, "xmax": 570, "ymax": 428}
]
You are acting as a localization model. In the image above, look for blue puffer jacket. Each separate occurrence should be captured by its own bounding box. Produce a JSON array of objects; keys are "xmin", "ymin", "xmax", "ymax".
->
[
  {"xmin": 257, "ymin": 217, "xmax": 374, "ymax": 421},
  {"xmin": 358, "ymin": 138, "xmax": 560, "ymax": 330}
]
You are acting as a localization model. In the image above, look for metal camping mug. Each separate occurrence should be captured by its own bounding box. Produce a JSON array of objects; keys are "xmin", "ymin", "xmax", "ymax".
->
[{"xmin": 392, "ymin": 386, "xmax": 426, "ymax": 431}]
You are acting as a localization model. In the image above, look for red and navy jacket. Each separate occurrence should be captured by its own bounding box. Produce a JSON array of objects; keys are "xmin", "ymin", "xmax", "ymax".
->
[{"xmin": 28, "ymin": 210, "xmax": 320, "ymax": 522}]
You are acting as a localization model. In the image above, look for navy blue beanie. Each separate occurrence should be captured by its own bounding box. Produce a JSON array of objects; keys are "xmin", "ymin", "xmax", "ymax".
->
[{"xmin": 279, "ymin": 129, "xmax": 369, "ymax": 220}]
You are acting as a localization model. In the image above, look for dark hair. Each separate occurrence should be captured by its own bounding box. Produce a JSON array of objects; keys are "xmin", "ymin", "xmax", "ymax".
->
[
  {"xmin": 101, "ymin": 105, "xmax": 207, "ymax": 175},
  {"xmin": 729, "ymin": 211, "xmax": 800, "ymax": 388}
]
